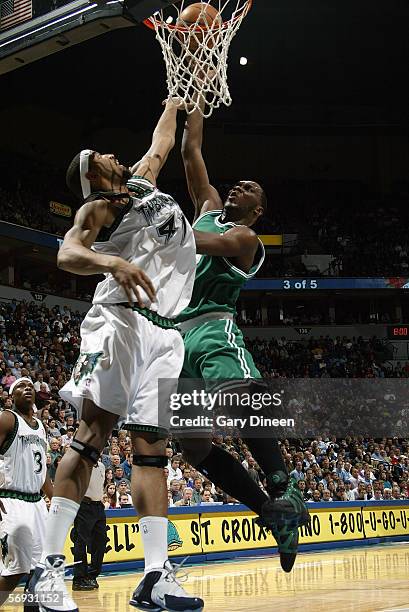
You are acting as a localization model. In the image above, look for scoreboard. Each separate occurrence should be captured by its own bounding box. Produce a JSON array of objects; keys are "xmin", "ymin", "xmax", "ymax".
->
[{"xmin": 387, "ymin": 325, "xmax": 409, "ymax": 340}]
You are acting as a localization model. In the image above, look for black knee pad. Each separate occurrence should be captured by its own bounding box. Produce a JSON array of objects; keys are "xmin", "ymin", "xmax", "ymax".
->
[
  {"xmin": 71, "ymin": 439, "xmax": 100, "ymax": 465},
  {"xmin": 132, "ymin": 455, "xmax": 167, "ymax": 468}
]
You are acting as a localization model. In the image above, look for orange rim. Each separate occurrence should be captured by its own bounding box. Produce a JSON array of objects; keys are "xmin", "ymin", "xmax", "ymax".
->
[{"xmin": 143, "ymin": 0, "xmax": 252, "ymax": 32}]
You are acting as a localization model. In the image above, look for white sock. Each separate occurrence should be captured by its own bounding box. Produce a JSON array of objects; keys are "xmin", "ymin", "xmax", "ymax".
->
[
  {"xmin": 40, "ymin": 497, "xmax": 80, "ymax": 564},
  {"xmin": 139, "ymin": 516, "xmax": 169, "ymax": 574}
]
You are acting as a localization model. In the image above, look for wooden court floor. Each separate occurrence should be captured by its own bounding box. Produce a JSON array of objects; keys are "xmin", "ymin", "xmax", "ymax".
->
[{"xmin": 3, "ymin": 543, "xmax": 409, "ymax": 612}]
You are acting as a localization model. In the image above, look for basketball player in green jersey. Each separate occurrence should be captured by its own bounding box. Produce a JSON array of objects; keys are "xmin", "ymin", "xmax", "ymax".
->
[{"xmin": 175, "ymin": 107, "xmax": 309, "ymax": 572}]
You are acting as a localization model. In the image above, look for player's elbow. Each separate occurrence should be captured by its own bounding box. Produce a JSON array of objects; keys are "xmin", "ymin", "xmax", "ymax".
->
[{"xmin": 57, "ymin": 247, "xmax": 72, "ymax": 271}]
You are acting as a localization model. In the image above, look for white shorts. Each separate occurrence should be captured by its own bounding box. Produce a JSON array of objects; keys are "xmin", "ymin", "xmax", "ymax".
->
[
  {"xmin": 0, "ymin": 497, "xmax": 47, "ymax": 576},
  {"xmin": 60, "ymin": 304, "xmax": 184, "ymax": 435}
]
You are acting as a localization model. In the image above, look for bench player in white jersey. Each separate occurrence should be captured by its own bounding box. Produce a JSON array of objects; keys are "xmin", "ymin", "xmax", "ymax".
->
[
  {"xmin": 0, "ymin": 377, "xmax": 52, "ymax": 607},
  {"xmin": 29, "ymin": 100, "xmax": 204, "ymax": 612}
]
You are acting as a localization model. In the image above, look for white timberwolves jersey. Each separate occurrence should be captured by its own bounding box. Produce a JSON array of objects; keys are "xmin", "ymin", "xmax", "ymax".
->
[
  {"xmin": 0, "ymin": 411, "xmax": 47, "ymax": 493},
  {"xmin": 0, "ymin": 411, "xmax": 47, "ymax": 495},
  {"xmin": 92, "ymin": 176, "xmax": 196, "ymax": 318}
]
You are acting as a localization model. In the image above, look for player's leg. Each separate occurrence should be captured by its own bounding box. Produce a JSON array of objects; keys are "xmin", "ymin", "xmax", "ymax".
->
[
  {"xmin": 87, "ymin": 503, "xmax": 107, "ymax": 588},
  {"xmin": 0, "ymin": 499, "xmax": 34, "ymax": 605},
  {"xmin": 28, "ymin": 400, "xmax": 118, "ymax": 612},
  {"xmin": 127, "ymin": 319, "xmax": 203, "ymax": 611},
  {"xmin": 179, "ymin": 321, "xmax": 271, "ymax": 513},
  {"xmin": 29, "ymin": 304, "xmax": 135, "ymax": 609},
  {"xmin": 72, "ymin": 506, "xmax": 93, "ymax": 590},
  {"xmin": 218, "ymin": 327, "xmax": 309, "ymax": 571},
  {"xmin": 0, "ymin": 574, "xmax": 24, "ymax": 605},
  {"xmin": 181, "ymin": 320, "xmax": 308, "ymax": 571}
]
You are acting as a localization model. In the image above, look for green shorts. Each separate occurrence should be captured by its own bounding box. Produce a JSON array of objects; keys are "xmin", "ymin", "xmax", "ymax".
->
[{"xmin": 180, "ymin": 318, "xmax": 261, "ymax": 381}]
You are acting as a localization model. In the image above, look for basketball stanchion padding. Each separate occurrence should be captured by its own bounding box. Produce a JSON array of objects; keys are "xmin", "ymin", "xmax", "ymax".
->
[{"xmin": 143, "ymin": 0, "xmax": 253, "ymax": 118}]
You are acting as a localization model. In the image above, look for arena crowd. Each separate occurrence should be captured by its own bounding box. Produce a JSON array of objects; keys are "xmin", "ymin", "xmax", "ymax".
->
[{"xmin": 0, "ymin": 298, "xmax": 408, "ymax": 507}]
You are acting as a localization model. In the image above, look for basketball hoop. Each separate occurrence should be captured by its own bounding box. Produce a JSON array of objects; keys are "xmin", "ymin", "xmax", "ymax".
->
[{"xmin": 143, "ymin": 1, "xmax": 253, "ymax": 118}]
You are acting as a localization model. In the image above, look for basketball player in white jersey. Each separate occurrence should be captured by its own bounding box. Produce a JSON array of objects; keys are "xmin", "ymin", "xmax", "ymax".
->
[
  {"xmin": 28, "ymin": 99, "xmax": 204, "ymax": 612},
  {"xmin": 0, "ymin": 377, "xmax": 52, "ymax": 606}
]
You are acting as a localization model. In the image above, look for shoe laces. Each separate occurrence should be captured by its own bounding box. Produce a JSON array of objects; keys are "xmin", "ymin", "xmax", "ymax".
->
[
  {"xmin": 164, "ymin": 557, "xmax": 190, "ymax": 585},
  {"xmin": 44, "ymin": 561, "xmax": 68, "ymax": 594}
]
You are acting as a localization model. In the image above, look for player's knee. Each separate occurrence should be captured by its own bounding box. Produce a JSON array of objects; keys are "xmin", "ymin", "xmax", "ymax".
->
[
  {"xmin": 131, "ymin": 432, "xmax": 166, "ymax": 454},
  {"xmin": 129, "ymin": 432, "xmax": 167, "ymax": 468},
  {"xmin": 180, "ymin": 438, "xmax": 212, "ymax": 466},
  {"xmin": 70, "ymin": 439, "xmax": 101, "ymax": 465},
  {"xmin": 132, "ymin": 455, "xmax": 167, "ymax": 468},
  {"xmin": 80, "ymin": 399, "xmax": 119, "ymax": 445}
]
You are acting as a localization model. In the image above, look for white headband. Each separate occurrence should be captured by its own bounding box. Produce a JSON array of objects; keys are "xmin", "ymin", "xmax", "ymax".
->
[
  {"xmin": 9, "ymin": 376, "xmax": 33, "ymax": 396},
  {"xmin": 79, "ymin": 149, "xmax": 94, "ymax": 198}
]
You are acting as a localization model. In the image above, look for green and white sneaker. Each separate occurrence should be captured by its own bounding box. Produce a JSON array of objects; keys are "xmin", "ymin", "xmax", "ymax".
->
[{"xmin": 260, "ymin": 472, "xmax": 310, "ymax": 572}]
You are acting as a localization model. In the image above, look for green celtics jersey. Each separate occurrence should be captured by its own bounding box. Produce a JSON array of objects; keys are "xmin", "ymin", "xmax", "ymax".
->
[{"xmin": 176, "ymin": 210, "xmax": 264, "ymax": 322}]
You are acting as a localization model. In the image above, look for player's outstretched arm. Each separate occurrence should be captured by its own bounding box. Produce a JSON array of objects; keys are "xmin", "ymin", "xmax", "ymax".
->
[
  {"xmin": 58, "ymin": 200, "xmax": 155, "ymax": 306},
  {"xmin": 130, "ymin": 99, "xmax": 179, "ymax": 186},
  {"xmin": 181, "ymin": 104, "xmax": 223, "ymax": 221},
  {"xmin": 194, "ymin": 226, "xmax": 259, "ymax": 258}
]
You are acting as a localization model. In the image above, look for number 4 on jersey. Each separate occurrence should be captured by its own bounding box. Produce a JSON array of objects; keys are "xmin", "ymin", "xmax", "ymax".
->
[
  {"xmin": 156, "ymin": 212, "xmax": 188, "ymax": 246},
  {"xmin": 157, "ymin": 213, "xmax": 177, "ymax": 244}
]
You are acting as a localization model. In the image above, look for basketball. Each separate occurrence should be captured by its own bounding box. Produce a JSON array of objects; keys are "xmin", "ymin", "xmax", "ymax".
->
[{"xmin": 177, "ymin": 2, "xmax": 221, "ymax": 51}]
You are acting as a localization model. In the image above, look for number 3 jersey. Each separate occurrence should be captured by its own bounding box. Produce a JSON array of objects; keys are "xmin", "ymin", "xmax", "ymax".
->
[
  {"xmin": 0, "ymin": 411, "xmax": 47, "ymax": 496},
  {"xmin": 91, "ymin": 176, "xmax": 196, "ymax": 318}
]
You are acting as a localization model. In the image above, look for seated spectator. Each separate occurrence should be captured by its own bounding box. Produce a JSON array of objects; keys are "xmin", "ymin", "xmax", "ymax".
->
[
  {"xmin": 49, "ymin": 437, "xmax": 61, "ymax": 461},
  {"xmin": 34, "ymin": 374, "xmax": 50, "ymax": 393},
  {"xmin": 1, "ymin": 368, "xmax": 16, "ymax": 391},
  {"xmin": 181, "ymin": 467, "xmax": 194, "ymax": 488},
  {"xmin": 392, "ymin": 485, "xmax": 402, "ymax": 500},
  {"xmin": 117, "ymin": 480, "xmax": 132, "ymax": 504},
  {"xmin": 168, "ymin": 456, "xmax": 183, "ymax": 480},
  {"xmin": 105, "ymin": 483, "xmax": 119, "ymax": 508},
  {"xmin": 247, "ymin": 457, "xmax": 262, "ymax": 485},
  {"xmin": 36, "ymin": 383, "xmax": 51, "ymax": 409},
  {"xmin": 174, "ymin": 488, "xmax": 195, "ymax": 507},
  {"xmin": 113, "ymin": 466, "xmax": 130, "ymax": 487},
  {"xmin": 322, "ymin": 489, "xmax": 332, "ymax": 502},
  {"xmin": 104, "ymin": 468, "xmax": 114, "ymax": 488},
  {"xmin": 201, "ymin": 490, "xmax": 214, "ymax": 504},
  {"xmin": 308, "ymin": 490, "xmax": 322, "ymax": 502},
  {"xmin": 352, "ymin": 482, "xmax": 368, "ymax": 500},
  {"xmin": 297, "ymin": 480, "xmax": 309, "ymax": 501},
  {"xmin": 55, "ymin": 406, "xmax": 67, "ymax": 430},
  {"xmin": 110, "ymin": 454, "xmax": 122, "ymax": 470},
  {"xmin": 61, "ymin": 426, "xmax": 75, "ymax": 448},
  {"xmin": 102, "ymin": 494, "xmax": 110, "ymax": 510},
  {"xmin": 191, "ymin": 478, "xmax": 203, "ymax": 505},
  {"xmin": 48, "ymin": 420, "xmax": 61, "ymax": 439},
  {"xmin": 121, "ymin": 453, "xmax": 132, "ymax": 480},
  {"xmin": 169, "ymin": 479, "xmax": 183, "ymax": 504},
  {"xmin": 165, "ymin": 447, "xmax": 174, "ymax": 468},
  {"xmin": 119, "ymin": 494, "xmax": 132, "ymax": 508}
]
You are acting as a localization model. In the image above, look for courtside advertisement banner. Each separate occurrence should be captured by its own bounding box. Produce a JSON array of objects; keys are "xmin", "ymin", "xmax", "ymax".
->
[{"xmin": 62, "ymin": 503, "xmax": 409, "ymax": 565}]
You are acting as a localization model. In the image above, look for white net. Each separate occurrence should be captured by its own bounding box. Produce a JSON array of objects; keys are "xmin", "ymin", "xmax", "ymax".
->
[{"xmin": 144, "ymin": 1, "xmax": 252, "ymax": 118}]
